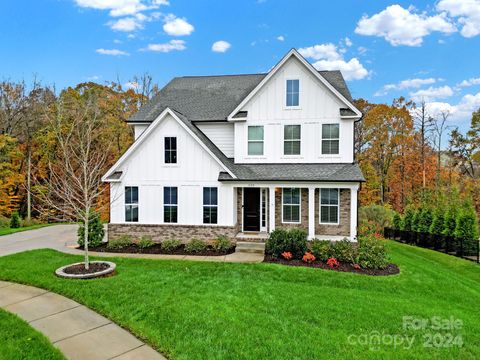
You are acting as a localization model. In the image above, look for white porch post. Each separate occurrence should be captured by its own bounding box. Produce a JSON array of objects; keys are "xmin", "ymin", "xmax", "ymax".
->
[
  {"xmin": 308, "ymin": 187, "xmax": 315, "ymax": 240},
  {"xmin": 350, "ymin": 186, "xmax": 358, "ymax": 241},
  {"xmin": 269, "ymin": 186, "xmax": 276, "ymax": 232}
]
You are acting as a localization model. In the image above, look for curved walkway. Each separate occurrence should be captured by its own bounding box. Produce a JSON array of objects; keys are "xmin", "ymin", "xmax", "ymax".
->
[{"xmin": 0, "ymin": 280, "xmax": 165, "ymax": 360}]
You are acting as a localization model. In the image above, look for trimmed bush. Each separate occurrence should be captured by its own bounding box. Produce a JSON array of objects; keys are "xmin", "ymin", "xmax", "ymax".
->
[
  {"xmin": 402, "ymin": 207, "xmax": 415, "ymax": 231},
  {"xmin": 442, "ymin": 206, "xmax": 457, "ymax": 237},
  {"xmin": 392, "ymin": 213, "xmax": 402, "ymax": 230},
  {"xmin": 185, "ymin": 239, "xmax": 207, "ymax": 253},
  {"xmin": 212, "ymin": 236, "xmax": 233, "ymax": 252},
  {"xmin": 310, "ymin": 240, "xmax": 333, "ymax": 261},
  {"xmin": 454, "ymin": 203, "xmax": 479, "ymax": 241},
  {"xmin": 356, "ymin": 236, "xmax": 389, "ymax": 269},
  {"xmin": 107, "ymin": 235, "xmax": 133, "ymax": 250},
  {"xmin": 137, "ymin": 236, "xmax": 155, "ymax": 249},
  {"xmin": 430, "ymin": 208, "xmax": 445, "ymax": 235},
  {"xmin": 10, "ymin": 212, "xmax": 21, "ymax": 229},
  {"xmin": 77, "ymin": 212, "xmax": 104, "ymax": 248},
  {"xmin": 331, "ymin": 239, "xmax": 356, "ymax": 263},
  {"xmin": 359, "ymin": 205, "xmax": 394, "ymax": 234},
  {"xmin": 161, "ymin": 239, "xmax": 182, "ymax": 252},
  {"xmin": 265, "ymin": 228, "xmax": 308, "ymax": 258}
]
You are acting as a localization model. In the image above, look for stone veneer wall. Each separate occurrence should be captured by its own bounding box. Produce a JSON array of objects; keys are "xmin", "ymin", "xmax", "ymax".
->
[
  {"xmin": 315, "ymin": 188, "xmax": 350, "ymax": 237},
  {"xmin": 108, "ymin": 223, "xmax": 239, "ymax": 243},
  {"xmin": 275, "ymin": 188, "xmax": 309, "ymax": 231},
  {"xmin": 236, "ymin": 187, "xmax": 243, "ymax": 232}
]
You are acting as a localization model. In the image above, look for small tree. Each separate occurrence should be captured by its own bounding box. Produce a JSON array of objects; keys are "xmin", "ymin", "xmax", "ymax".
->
[
  {"xmin": 10, "ymin": 212, "xmax": 21, "ymax": 228},
  {"xmin": 430, "ymin": 208, "xmax": 445, "ymax": 235},
  {"xmin": 412, "ymin": 208, "xmax": 423, "ymax": 232},
  {"xmin": 392, "ymin": 213, "xmax": 402, "ymax": 230},
  {"xmin": 402, "ymin": 207, "xmax": 415, "ymax": 231},
  {"xmin": 442, "ymin": 206, "xmax": 457, "ymax": 237},
  {"xmin": 454, "ymin": 202, "xmax": 479, "ymax": 241},
  {"xmin": 417, "ymin": 208, "xmax": 433, "ymax": 233}
]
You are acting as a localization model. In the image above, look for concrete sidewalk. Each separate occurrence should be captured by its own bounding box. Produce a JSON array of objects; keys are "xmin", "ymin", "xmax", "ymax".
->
[{"xmin": 0, "ymin": 281, "xmax": 166, "ymax": 360}]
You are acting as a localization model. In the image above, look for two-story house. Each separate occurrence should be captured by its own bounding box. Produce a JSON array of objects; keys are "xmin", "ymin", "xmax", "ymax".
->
[{"xmin": 102, "ymin": 49, "xmax": 365, "ymax": 243}]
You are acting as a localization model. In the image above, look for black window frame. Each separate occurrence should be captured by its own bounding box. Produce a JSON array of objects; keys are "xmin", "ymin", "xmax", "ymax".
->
[
  {"xmin": 203, "ymin": 187, "xmax": 218, "ymax": 224},
  {"xmin": 164, "ymin": 137, "xmax": 177, "ymax": 164},
  {"xmin": 125, "ymin": 186, "xmax": 138, "ymax": 222},
  {"xmin": 164, "ymin": 186, "xmax": 178, "ymax": 223}
]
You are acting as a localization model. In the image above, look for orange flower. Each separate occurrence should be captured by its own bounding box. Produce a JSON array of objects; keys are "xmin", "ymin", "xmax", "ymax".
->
[{"xmin": 302, "ymin": 252, "xmax": 316, "ymax": 263}]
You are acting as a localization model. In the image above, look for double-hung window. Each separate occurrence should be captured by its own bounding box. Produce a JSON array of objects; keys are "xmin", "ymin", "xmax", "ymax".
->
[
  {"xmin": 248, "ymin": 126, "xmax": 264, "ymax": 156},
  {"xmin": 165, "ymin": 137, "xmax": 177, "ymax": 164},
  {"xmin": 203, "ymin": 187, "xmax": 218, "ymax": 224},
  {"xmin": 125, "ymin": 186, "xmax": 138, "ymax": 222},
  {"xmin": 322, "ymin": 124, "xmax": 339, "ymax": 155},
  {"xmin": 284, "ymin": 125, "xmax": 301, "ymax": 155},
  {"xmin": 286, "ymin": 79, "xmax": 299, "ymax": 107},
  {"xmin": 320, "ymin": 189, "xmax": 339, "ymax": 224},
  {"xmin": 282, "ymin": 188, "xmax": 301, "ymax": 223},
  {"xmin": 164, "ymin": 187, "xmax": 178, "ymax": 223}
]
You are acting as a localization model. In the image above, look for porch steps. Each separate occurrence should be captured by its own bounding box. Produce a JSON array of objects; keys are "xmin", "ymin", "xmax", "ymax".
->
[{"xmin": 235, "ymin": 241, "xmax": 265, "ymax": 254}]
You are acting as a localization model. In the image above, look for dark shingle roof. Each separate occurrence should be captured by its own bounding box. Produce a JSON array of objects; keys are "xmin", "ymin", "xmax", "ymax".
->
[{"xmin": 128, "ymin": 71, "xmax": 354, "ymax": 123}]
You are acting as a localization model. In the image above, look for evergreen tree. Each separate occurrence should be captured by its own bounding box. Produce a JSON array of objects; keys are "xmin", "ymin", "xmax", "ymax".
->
[
  {"xmin": 418, "ymin": 208, "xmax": 433, "ymax": 233},
  {"xmin": 392, "ymin": 212, "xmax": 402, "ymax": 230},
  {"xmin": 402, "ymin": 207, "xmax": 415, "ymax": 231},
  {"xmin": 430, "ymin": 208, "xmax": 445, "ymax": 235},
  {"xmin": 442, "ymin": 206, "xmax": 457, "ymax": 237},
  {"xmin": 412, "ymin": 208, "xmax": 423, "ymax": 232},
  {"xmin": 454, "ymin": 202, "xmax": 479, "ymax": 240}
]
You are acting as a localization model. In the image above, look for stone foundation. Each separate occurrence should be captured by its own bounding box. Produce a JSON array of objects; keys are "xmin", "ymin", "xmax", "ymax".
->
[{"xmin": 108, "ymin": 223, "xmax": 238, "ymax": 243}]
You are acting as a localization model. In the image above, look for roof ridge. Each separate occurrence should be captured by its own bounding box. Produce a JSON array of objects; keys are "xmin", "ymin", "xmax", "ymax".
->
[{"xmin": 180, "ymin": 73, "xmax": 267, "ymax": 78}]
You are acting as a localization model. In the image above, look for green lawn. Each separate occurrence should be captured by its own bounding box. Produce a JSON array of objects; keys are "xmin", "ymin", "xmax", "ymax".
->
[
  {"xmin": 0, "ymin": 309, "xmax": 65, "ymax": 360},
  {"xmin": 0, "ymin": 241, "xmax": 478, "ymax": 359},
  {"xmin": 0, "ymin": 224, "xmax": 52, "ymax": 236}
]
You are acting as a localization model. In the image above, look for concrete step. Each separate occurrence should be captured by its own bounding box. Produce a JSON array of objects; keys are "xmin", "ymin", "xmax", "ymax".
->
[{"xmin": 235, "ymin": 241, "xmax": 265, "ymax": 254}]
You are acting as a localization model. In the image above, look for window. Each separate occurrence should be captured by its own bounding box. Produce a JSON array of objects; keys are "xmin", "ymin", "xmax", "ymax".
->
[
  {"xmin": 125, "ymin": 186, "xmax": 138, "ymax": 222},
  {"xmin": 284, "ymin": 125, "xmax": 301, "ymax": 155},
  {"xmin": 322, "ymin": 124, "xmax": 339, "ymax": 155},
  {"xmin": 164, "ymin": 187, "xmax": 178, "ymax": 223},
  {"xmin": 248, "ymin": 126, "xmax": 264, "ymax": 156},
  {"xmin": 282, "ymin": 188, "xmax": 301, "ymax": 223},
  {"xmin": 320, "ymin": 189, "xmax": 339, "ymax": 224},
  {"xmin": 286, "ymin": 79, "xmax": 299, "ymax": 107},
  {"xmin": 165, "ymin": 137, "xmax": 177, "ymax": 164},
  {"xmin": 203, "ymin": 187, "xmax": 218, "ymax": 224}
]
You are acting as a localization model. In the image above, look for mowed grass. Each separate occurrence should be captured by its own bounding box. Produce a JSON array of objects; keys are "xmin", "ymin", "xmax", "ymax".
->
[
  {"xmin": 0, "ymin": 309, "xmax": 65, "ymax": 360},
  {"xmin": 0, "ymin": 224, "xmax": 52, "ymax": 236},
  {"xmin": 0, "ymin": 241, "xmax": 478, "ymax": 359}
]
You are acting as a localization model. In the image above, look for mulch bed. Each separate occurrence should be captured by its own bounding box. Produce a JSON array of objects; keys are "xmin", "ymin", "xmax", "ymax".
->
[
  {"xmin": 63, "ymin": 262, "xmax": 111, "ymax": 275},
  {"xmin": 83, "ymin": 243, "xmax": 236, "ymax": 257},
  {"xmin": 263, "ymin": 256, "xmax": 400, "ymax": 276}
]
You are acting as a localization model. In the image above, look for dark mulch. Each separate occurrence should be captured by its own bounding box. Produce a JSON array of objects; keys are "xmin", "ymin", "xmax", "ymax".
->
[
  {"xmin": 263, "ymin": 256, "xmax": 400, "ymax": 276},
  {"xmin": 63, "ymin": 262, "xmax": 110, "ymax": 275},
  {"xmin": 83, "ymin": 243, "xmax": 236, "ymax": 256}
]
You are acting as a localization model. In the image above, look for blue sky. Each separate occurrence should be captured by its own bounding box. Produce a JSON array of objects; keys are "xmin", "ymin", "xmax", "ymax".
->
[{"xmin": 1, "ymin": 0, "xmax": 480, "ymax": 130}]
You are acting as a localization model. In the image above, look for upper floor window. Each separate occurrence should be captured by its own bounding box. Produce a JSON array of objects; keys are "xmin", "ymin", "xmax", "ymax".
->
[
  {"xmin": 322, "ymin": 124, "xmax": 339, "ymax": 155},
  {"xmin": 320, "ymin": 188, "xmax": 339, "ymax": 224},
  {"xmin": 164, "ymin": 187, "xmax": 178, "ymax": 223},
  {"xmin": 286, "ymin": 79, "xmax": 299, "ymax": 107},
  {"xmin": 282, "ymin": 188, "xmax": 301, "ymax": 223},
  {"xmin": 203, "ymin": 187, "xmax": 218, "ymax": 224},
  {"xmin": 248, "ymin": 126, "xmax": 264, "ymax": 156},
  {"xmin": 284, "ymin": 125, "xmax": 301, "ymax": 155},
  {"xmin": 165, "ymin": 137, "xmax": 177, "ymax": 164},
  {"xmin": 125, "ymin": 186, "xmax": 138, "ymax": 222}
]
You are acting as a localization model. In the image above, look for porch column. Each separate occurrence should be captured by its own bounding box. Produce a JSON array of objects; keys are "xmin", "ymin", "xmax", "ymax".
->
[
  {"xmin": 308, "ymin": 187, "xmax": 315, "ymax": 240},
  {"xmin": 350, "ymin": 186, "xmax": 358, "ymax": 241},
  {"xmin": 269, "ymin": 186, "xmax": 276, "ymax": 232}
]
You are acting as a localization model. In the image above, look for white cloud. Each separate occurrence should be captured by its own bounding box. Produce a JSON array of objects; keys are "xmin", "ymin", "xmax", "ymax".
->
[
  {"xmin": 95, "ymin": 48, "xmax": 130, "ymax": 56},
  {"xmin": 163, "ymin": 14, "xmax": 194, "ymax": 36},
  {"xmin": 355, "ymin": 4, "xmax": 456, "ymax": 46},
  {"xmin": 375, "ymin": 78, "xmax": 438, "ymax": 96},
  {"xmin": 277, "ymin": 35, "xmax": 285, "ymax": 41},
  {"xmin": 298, "ymin": 43, "xmax": 369, "ymax": 81},
  {"xmin": 344, "ymin": 37, "xmax": 352, "ymax": 47},
  {"xmin": 74, "ymin": 0, "xmax": 168, "ymax": 17},
  {"xmin": 211, "ymin": 40, "xmax": 231, "ymax": 53},
  {"xmin": 109, "ymin": 13, "xmax": 148, "ymax": 31},
  {"xmin": 425, "ymin": 91, "xmax": 480, "ymax": 121},
  {"xmin": 437, "ymin": 0, "xmax": 480, "ymax": 38},
  {"xmin": 410, "ymin": 85, "xmax": 454, "ymax": 101},
  {"xmin": 113, "ymin": 39, "xmax": 122, "ymax": 44},
  {"xmin": 143, "ymin": 39, "xmax": 186, "ymax": 52},
  {"xmin": 458, "ymin": 77, "xmax": 480, "ymax": 87}
]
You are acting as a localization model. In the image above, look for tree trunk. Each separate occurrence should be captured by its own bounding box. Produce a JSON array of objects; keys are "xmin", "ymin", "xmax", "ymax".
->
[
  {"xmin": 84, "ymin": 213, "xmax": 89, "ymax": 270},
  {"xmin": 26, "ymin": 148, "xmax": 31, "ymax": 221}
]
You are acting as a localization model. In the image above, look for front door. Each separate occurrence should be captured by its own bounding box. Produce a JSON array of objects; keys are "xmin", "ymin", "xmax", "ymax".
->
[{"xmin": 243, "ymin": 188, "xmax": 260, "ymax": 232}]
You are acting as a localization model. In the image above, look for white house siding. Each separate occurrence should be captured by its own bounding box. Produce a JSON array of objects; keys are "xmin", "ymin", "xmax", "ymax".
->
[
  {"xmin": 110, "ymin": 113, "xmax": 236, "ymax": 227},
  {"xmin": 234, "ymin": 56, "xmax": 354, "ymax": 164},
  {"xmin": 196, "ymin": 122, "xmax": 235, "ymax": 158},
  {"xmin": 133, "ymin": 124, "xmax": 149, "ymax": 140}
]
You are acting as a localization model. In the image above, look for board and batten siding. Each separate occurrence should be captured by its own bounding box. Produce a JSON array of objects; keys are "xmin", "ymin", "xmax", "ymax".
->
[
  {"xmin": 110, "ymin": 113, "xmax": 236, "ymax": 226},
  {"xmin": 196, "ymin": 122, "xmax": 235, "ymax": 158},
  {"xmin": 234, "ymin": 56, "xmax": 354, "ymax": 164},
  {"xmin": 134, "ymin": 124, "xmax": 149, "ymax": 140}
]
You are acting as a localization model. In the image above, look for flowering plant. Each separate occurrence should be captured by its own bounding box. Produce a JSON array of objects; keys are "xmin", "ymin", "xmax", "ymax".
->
[
  {"xmin": 281, "ymin": 251, "xmax": 292, "ymax": 260},
  {"xmin": 353, "ymin": 263, "xmax": 361, "ymax": 270},
  {"xmin": 327, "ymin": 257, "xmax": 340, "ymax": 268},
  {"xmin": 302, "ymin": 252, "xmax": 316, "ymax": 263}
]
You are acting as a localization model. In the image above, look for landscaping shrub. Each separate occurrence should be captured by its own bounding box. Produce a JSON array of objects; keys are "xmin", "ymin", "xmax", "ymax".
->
[
  {"xmin": 359, "ymin": 205, "xmax": 394, "ymax": 234},
  {"xmin": 310, "ymin": 240, "xmax": 333, "ymax": 261},
  {"xmin": 442, "ymin": 206, "xmax": 457, "ymax": 237},
  {"xmin": 77, "ymin": 211, "xmax": 104, "ymax": 248},
  {"xmin": 161, "ymin": 239, "xmax": 182, "ymax": 252},
  {"xmin": 212, "ymin": 236, "xmax": 232, "ymax": 252},
  {"xmin": 411, "ymin": 208, "xmax": 423, "ymax": 232},
  {"xmin": 327, "ymin": 257, "xmax": 339, "ymax": 268},
  {"xmin": 137, "ymin": 236, "xmax": 155, "ymax": 249},
  {"xmin": 302, "ymin": 252, "xmax": 315, "ymax": 263},
  {"xmin": 401, "ymin": 206, "xmax": 415, "ymax": 231},
  {"xmin": 185, "ymin": 239, "xmax": 207, "ymax": 253},
  {"xmin": 392, "ymin": 213, "xmax": 402, "ymax": 230},
  {"xmin": 417, "ymin": 208, "xmax": 433, "ymax": 233},
  {"xmin": 356, "ymin": 236, "xmax": 389, "ymax": 269},
  {"xmin": 454, "ymin": 202, "xmax": 479, "ymax": 241},
  {"xmin": 0, "ymin": 215, "xmax": 10, "ymax": 228},
  {"xmin": 10, "ymin": 212, "xmax": 21, "ymax": 229},
  {"xmin": 265, "ymin": 228, "xmax": 308, "ymax": 258},
  {"xmin": 430, "ymin": 208, "xmax": 445, "ymax": 235},
  {"xmin": 107, "ymin": 235, "xmax": 133, "ymax": 250},
  {"xmin": 331, "ymin": 239, "xmax": 356, "ymax": 263}
]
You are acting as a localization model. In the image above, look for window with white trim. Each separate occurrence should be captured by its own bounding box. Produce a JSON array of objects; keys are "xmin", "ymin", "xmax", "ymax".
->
[
  {"xmin": 248, "ymin": 126, "xmax": 264, "ymax": 156},
  {"xmin": 286, "ymin": 79, "xmax": 299, "ymax": 107},
  {"xmin": 203, "ymin": 187, "xmax": 218, "ymax": 224},
  {"xmin": 125, "ymin": 186, "xmax": 138, "ymax": 222},
  {"xmin": 164, "ymin": 187, "xmax": 178, "ymax": 223},
  {"xmin": 320, "ymin": 188, "xmax": 339, "ymax": 224},
  {"xmin": 322, "ymin": 124, "xmax": 339, "ymax": 155},
  {"xmin": 284, "ymin": 125, "xmax": 301, "ymax": 155},
  {"xmin": 282, "ymin": 188, "xmax": 301, "ymax": 223},
  {"xmin": 165, "ymin": 137, "xmax": 177, "ymax": 163}
]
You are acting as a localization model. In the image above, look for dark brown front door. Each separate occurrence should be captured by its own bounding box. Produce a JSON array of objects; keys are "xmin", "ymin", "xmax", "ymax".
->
[{"xmin": 243, "ymin": 188, "xmax": 260, "ymax": 231}]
